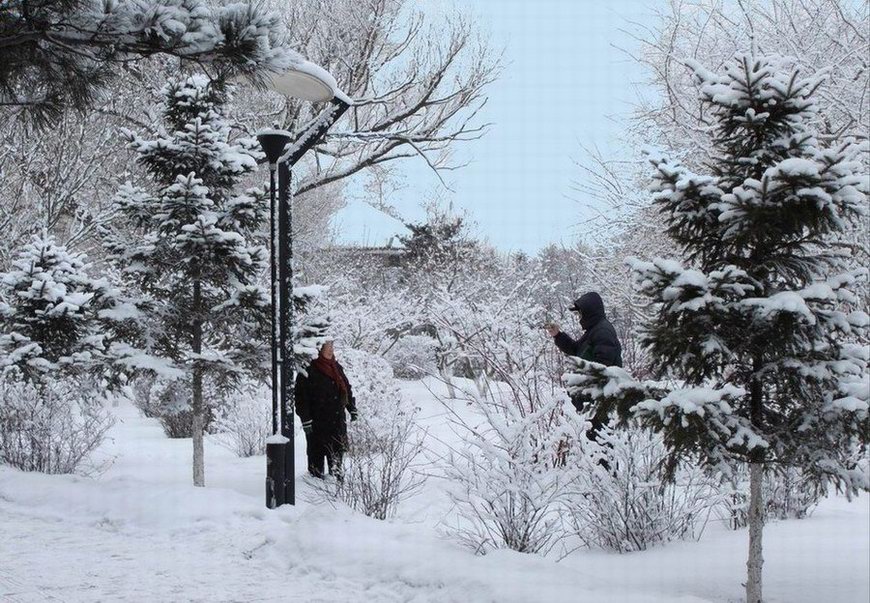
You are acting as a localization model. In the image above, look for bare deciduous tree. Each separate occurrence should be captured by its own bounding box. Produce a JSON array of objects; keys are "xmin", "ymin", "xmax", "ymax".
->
[{"xmin": 229, "ymin": 0, "xmax": 502, "ymax": 252}]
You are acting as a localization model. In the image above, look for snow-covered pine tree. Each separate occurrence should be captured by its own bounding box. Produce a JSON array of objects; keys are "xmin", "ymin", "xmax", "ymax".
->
[
  {"xmin": 565, "ymin": 55, "xmax": 868, "ymax": 603},
  {"xmin": 398, "ymin": 204, "xmax": 481, "ymax": 294},
  {"xmin": 0, "ymin": 233, "xmax": 127, "ymax": 380},
  {"xmin": 1, "ymin": 0, "xmax": 297, "ymax": 125},
  {"xmin": 105, "ymin": 74, "xmax": 272, "ymax": 487}
]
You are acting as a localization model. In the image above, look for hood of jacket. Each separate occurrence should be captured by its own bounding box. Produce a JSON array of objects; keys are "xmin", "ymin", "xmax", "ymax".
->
[{"xmin": 573, "ymin": 292, "xmax": 605, "ymax": 331}]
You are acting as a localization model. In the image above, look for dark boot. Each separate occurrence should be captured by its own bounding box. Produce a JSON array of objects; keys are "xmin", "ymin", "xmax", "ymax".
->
[{"xmin": 306, "ymin": 429, "xmax": 326, "ymax": 478}]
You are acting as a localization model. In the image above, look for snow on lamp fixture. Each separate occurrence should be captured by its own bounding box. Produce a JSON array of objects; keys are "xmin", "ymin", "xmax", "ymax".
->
[{"xmin": 264, "ymin": 61, "xmax": 338, "ymax": 102}]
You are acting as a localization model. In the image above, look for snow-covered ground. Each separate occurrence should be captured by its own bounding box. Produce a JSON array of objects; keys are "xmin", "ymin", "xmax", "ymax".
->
[{"xmin": 1, "ymin": 379, "xmax": 868, "ymax": 603}]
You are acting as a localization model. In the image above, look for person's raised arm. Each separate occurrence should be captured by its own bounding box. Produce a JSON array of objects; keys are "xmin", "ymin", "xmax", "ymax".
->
[{"xmin": 547, "ymin": 323, "xmax": 580, "ymax": 356}]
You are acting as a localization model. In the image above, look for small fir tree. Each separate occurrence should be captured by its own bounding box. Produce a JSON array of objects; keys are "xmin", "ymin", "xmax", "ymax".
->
[
  {"xmin": 105, "ymin": 74, "xmax": 272, "ymax": 487},
  {"xmin": 0, "ymin": 234, "xmax": 128, "ymax": 381},
  {"xmin": 566, "ymin": 55, "xmax": 868, "ymax": 603},
  {"xmin": 398, "ymin": 203, "xmax": 480, "ymax": 292}
]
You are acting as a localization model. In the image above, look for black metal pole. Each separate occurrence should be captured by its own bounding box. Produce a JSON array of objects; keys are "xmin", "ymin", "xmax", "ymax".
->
[
  {"xmin": 268, "ymin": 167, "xmax": 279, "ymax": 437},
  {"xmin": 277, "ymin": 158, "xmax": 294, "ymax": 505},
  {"xmin": 275, "ymin": 98, "xmax": 350, "ymax": 506},
  {"xmin": 257, "ymin": 131, "xmax": 292, "ymax": 509}
]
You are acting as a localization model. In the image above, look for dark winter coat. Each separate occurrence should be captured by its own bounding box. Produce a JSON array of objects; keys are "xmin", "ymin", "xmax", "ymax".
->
[
  {"xmin": 554, "ymin": 292, "xmax": 623, "ymax": 367},
  {"xmin": 295, "ymin": 360, "xmax": 358, "ymax": 454}
]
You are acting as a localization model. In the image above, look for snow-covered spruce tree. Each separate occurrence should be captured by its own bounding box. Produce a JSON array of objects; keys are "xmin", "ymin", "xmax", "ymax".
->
[
  {"xmin": 105, "ymin": 74, "xmax": 271, "ymax": 487},
  {"xmin": 0, "ymin": 235, "xmax": 127, "ymax": 473},
  {"xmin": 0, "ymin": 234, "xmax": 129, "ymax": 380},
  {"xmin": 565, "ymin": 55, "xmax": 868, "ymax": 603}
]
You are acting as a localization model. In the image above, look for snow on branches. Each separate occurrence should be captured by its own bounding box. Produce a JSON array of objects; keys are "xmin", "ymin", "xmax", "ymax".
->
[
  {"xmin": 0, "ymin": 234, "xmax": 133, "ymax": 381},
  {"xmin": 647, "ymin": 56, "xmax": 868, "ymax": 279},
  {"xmin": 2, "ymin": 0, "xmax": 301, "ymax": 124}
]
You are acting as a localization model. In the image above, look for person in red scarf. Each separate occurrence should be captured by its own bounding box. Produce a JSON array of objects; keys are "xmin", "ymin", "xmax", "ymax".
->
[{"xmin": 295, "ymin": 340, "xmax": 358, "ymax": 479}]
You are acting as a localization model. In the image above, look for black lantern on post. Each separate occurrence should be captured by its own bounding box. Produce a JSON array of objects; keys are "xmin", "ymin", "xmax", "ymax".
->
[{"xmin": 255, "ymin": 64, "xmax": 351, "ymax": 508}]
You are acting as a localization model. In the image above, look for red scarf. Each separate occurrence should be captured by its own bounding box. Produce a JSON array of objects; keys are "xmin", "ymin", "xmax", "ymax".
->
[{"xmin": 312, "ymin": 355, "xmax": 349, "ymax": 396}]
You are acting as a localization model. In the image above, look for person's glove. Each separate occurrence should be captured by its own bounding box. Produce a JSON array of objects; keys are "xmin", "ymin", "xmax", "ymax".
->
[
  {"xmin": 302, "ymin": 420, "xmax": 312, "ymax": 435},
  {"xmin": 350, "ymin": 410, "xmax": 358, "ymax": 422}
]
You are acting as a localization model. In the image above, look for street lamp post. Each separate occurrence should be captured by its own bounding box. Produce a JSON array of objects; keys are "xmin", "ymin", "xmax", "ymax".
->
[{"xmin": 255, "ymin": 63, "xmax": 351, "ymax": 508}]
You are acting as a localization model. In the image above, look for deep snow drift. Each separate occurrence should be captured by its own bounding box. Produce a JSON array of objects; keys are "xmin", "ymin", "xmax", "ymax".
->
[{"xmin": 1, "ymin": 380, "xmax": 867, "ymax": 603}]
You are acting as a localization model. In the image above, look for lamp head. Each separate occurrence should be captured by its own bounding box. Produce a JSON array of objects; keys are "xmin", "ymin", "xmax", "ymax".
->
[
  {"xmin": 266, "ymin": 67, "xmax": 336, "ymax": 103},
  {"xmin": 256, "ymin": 130, "xmax": 293, "ymax": 166},
  {"xmin": 230, "ymin": 60, "xmax": 338, "ymax": 103}
]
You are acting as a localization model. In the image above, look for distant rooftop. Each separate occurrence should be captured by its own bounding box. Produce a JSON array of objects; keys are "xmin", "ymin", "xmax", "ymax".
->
[{"xmin": 329, "ymin": 200, "xmax": 411, "ymax": 249}]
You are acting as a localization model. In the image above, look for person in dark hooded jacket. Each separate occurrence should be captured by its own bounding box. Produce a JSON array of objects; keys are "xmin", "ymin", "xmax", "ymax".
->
[
  {"xmin": 546, "ymin": 292, "xmax": 622, "ymax": 437},
  {"xmin": 295, "ymin": 340, "xmax": 358, "ymax": 479}
]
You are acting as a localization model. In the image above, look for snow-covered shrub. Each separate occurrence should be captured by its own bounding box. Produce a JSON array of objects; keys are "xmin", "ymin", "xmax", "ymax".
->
[
  {"xmin": 565, "ymin": 425, "xmax": 723, "ymax": 553},
  {"xmin": 312, "ymin": 411, "xmax": 426, "ymax": 520},
  {"xmin": 338, "ymin": 348, "xmax": 402, "ymax": 416},
  {"xmin": 442, "ymin": 385, "xmax": 584, "ymax": 556},
  {"xmin": 0, "ymin": 370, "xmax": 114, "ymax": 474},
  {"xmin": 130, "ymin": 373, "xmax": 159, "ymax": 418},
  {"xmin": 424, "ymin": 281, "xmax": 586, "ymax": 556},
  {"xmin": 315, "ymin": 280, "xmax": 419, "ymax": 356},
  {"xmin": 384, "ymin": 335, "xmax": 437, "ymax": 379},
  {"xmin": 853, "ymin": 444, "xmax": 870, "ymax": 489},
  {"xmin": 213, "ymin": 384, "xmax": 271, "ymax": 457},
  {"xmin": 763, "ymin": 467, "xmax": 825, "ymax": 521},
  {"xmin": 309, "ymin": 348, "xmax": 425, "ymax": 519}
]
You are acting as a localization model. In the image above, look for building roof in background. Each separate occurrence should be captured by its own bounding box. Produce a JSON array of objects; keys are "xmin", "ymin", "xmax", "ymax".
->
[{"xmin": 329, "ymin": 200, "xmax": 410, "ymax": 249}]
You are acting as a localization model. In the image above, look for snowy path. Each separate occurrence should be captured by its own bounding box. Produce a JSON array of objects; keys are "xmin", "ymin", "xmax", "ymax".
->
[
  {"xmin": 1, "ymin": 383, "xmax": 868, "ymax": 602},
  {"xmin": 0, "ymin": 505, "xmax": 293, "ymax": 602}
]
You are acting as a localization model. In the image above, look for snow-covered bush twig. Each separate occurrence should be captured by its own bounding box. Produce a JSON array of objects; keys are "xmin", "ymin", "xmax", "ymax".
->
[
  {"xmin": 384, "ymin": 335, "xmax": 438, "ymax": 379},
  {"xmin": 438, "ymin": 376, "xmax": 584, "ymax": 556},
  {"xmin": 565, "ymin": 425, "xmax": 723, "ymax": 553},
  {"xmin": 0, "ymin": 371, "xmax": 114, "ymax": 474},
  {"xmin": 310, "ymin": 414, "xmax": 426, "ymax": 520},
  {"xmin": 719, "ymin": 465, "xmax": 827, "ymax": 529},
  {"xmin": 213, "ymin": 384, "xmax": 271, "ymax": 457}
]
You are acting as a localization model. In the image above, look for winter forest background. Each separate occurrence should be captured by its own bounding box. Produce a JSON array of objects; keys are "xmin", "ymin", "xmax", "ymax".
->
[{"xmin": 1, "ymin": 1, "xmax": 868, "ymax": 602}]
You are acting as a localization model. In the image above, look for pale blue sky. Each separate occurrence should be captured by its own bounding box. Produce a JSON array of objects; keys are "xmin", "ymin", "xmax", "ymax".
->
[{"xmin": 371, "ymin": 0, "xmax": 659, "ymax": 253}]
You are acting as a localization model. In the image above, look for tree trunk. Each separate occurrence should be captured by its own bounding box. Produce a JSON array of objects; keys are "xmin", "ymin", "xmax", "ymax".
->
[
  {"xmin": 473, "ymin": 370, "xmax": 489, "ymax": 398},
  {"xmin": 439, "ymin": 364, "xmax": 456, "ymax": 398},
  {"xmin": 746, "ymin": 353, "xmax": 765, "ymax": 602},
  {"xmin": 746, "ymin": 461, "xmax": 764, "ymax": 603},
  {"xmin": 192, "ymin": 279, "xmax": 205, "ymax": 488}
]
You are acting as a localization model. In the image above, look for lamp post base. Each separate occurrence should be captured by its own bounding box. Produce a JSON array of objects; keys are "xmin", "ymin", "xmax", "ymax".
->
[{"xmin": 265, "ymin": 441, "xmax": 294, "ymax": 508}]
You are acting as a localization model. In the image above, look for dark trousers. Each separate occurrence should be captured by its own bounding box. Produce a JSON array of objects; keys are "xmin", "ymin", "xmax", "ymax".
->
[
  {"xmin": 305, "ymin": 425, "xmax": 345, "ymax": 478},
  {"xmin": 571, "ymin": 395, "xmax": 611, "ymax": 470}
]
